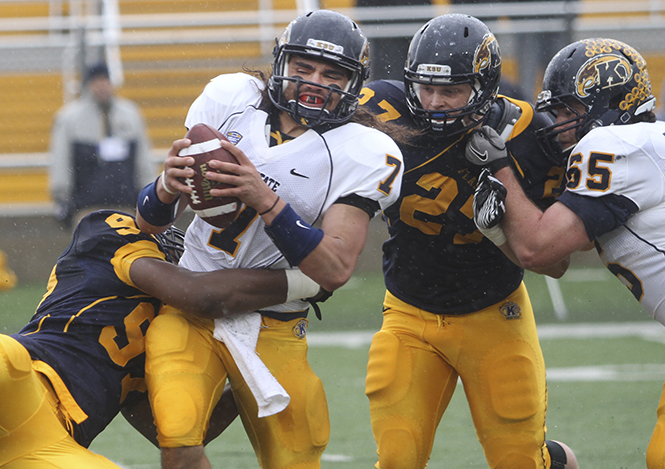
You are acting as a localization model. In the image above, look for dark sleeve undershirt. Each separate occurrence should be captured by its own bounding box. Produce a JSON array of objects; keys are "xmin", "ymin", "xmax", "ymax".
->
[
  {"xmin": 334, "ymin": 194, "xmax": 380, "ymax": 219},
  {"xmin": 556, "ymin": 191, "xmax": 639, "ymax": 240}
]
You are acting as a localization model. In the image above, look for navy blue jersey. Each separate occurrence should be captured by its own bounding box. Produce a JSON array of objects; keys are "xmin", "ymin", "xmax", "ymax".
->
[
  {"xmin": 360, "ymin": 80, "xmax": 565, "ymax": 314},
  {"xmin": 12, "ymin": 210, "xmax": 166, "ymax": 447}
]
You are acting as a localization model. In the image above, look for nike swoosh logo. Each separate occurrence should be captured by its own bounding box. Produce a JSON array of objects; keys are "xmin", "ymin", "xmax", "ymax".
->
[
  {"xmin": 469, "ymin": 146, "xmax": 489, "ymax": 162},
  {"xmin": 290, "ymin": 168, "xmax": 309, "ymax": 179},
  {"xmin": 143, "ymin": 195, "xmax": 150, "ymax": 205},
  {"xmin": 296, "ymin": 220, "xmax": 311, "ymax": 230}
]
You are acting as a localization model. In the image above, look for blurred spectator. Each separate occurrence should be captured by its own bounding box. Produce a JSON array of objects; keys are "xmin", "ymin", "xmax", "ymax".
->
[
  {"xmin": 451, "ymin": 0, "xmax": 577, "ymax": 101},
  {"xmin": 49, "ymin": 62, "xmax": 153, "ymax": 228},
  {"xmin": 0, "ymin": 250, "xmax": 17, "ymax": 291}
]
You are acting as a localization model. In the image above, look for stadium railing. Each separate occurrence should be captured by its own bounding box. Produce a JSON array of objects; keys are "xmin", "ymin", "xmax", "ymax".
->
[{"xmin": 0, "ymin": 0, "xmax": 664, "ymax": 216}]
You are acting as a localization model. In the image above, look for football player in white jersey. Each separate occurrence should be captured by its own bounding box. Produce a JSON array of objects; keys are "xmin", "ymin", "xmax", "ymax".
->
[
  {"xmin": 468, "ymin": 38, "xmax": 665, "ymax": 468},
  {"xmin": 135, "ymin": 10, "xmax": 403, "ymax": 469}
]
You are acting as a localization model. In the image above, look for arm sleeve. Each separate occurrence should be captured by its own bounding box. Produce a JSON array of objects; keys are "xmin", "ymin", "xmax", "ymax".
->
[
  {"xmin": 557, "ymin": 191, "xmax": 639, "ymax": 240},
  {"xmin": 334, "ymin": 194, "xmax": 380, "ymax": 219}
]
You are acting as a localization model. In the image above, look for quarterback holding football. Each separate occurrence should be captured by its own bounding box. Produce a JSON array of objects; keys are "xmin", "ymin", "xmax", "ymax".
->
[{"xmin": 136, "ymin": 10, "xmax": 403, "ymax": 469}]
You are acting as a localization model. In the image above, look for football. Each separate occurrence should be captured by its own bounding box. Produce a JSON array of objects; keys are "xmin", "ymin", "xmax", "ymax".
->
[{"xmin": 178, "ymin": 123, "xmax": 242, "ymax": 229}]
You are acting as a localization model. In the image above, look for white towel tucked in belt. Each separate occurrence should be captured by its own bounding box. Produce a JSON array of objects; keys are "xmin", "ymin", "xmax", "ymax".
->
[{"xmin": 213, "ymin": 312, "xmax": 290, "ymax": 417}]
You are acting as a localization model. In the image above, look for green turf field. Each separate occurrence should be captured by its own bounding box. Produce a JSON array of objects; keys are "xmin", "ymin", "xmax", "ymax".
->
[{"xmin": 1, "ymin": 267, "xmax": 662, "ymax": 468}]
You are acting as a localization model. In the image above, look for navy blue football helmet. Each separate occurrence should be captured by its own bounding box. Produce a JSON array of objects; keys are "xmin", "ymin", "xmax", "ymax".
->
[
  {"xmin": 155, "ymin": 226, "xmax": 185, "ymax": 264},
  {"xmin": 404, "ymin": 14, "xmax": 501, "ymax": 136},
  {"xmin": 535, "ymin": 38, "xmax": 656, "ymax": 160},
  {"xmin": 268, "ymin": 10, "xmax": 370, "ymax": 128}
]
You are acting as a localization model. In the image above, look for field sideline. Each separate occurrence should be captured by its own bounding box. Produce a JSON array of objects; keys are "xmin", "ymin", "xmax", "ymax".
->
[
  {"xmin": 309, "ymin": 321, "xmax": 665, "ymax": 384},
  {"xmin": 308, "ymin": 321, "xmax": 665, "ymax": 348}
]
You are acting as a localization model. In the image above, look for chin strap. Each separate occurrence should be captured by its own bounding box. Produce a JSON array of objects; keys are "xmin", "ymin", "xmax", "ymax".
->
[{"xmin": 581, "ymin": 96, "xmax": 656, "ymax": 138}]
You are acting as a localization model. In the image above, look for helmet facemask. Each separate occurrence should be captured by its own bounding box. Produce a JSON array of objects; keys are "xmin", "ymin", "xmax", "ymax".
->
[
  {"xmin": 403, "ymin": 14, "xmax": 501, "ymax": 138},
  {"xmin": 405, "ymin": 74, "xmax": 489, "ymax": 136},
  {"xmin": 535, "ymin": 92, "xmax": 587, "ymax": 164},
  {"xmin": 155, "ymin": 226, "xmax": 185, "ymax": 264},
  {"xmin": 268, "ymin": 11, "xmax": 370, "ymax": 129},
  {"xmin": 270, "ymin": 49, "xmax": 361, "ymax": 128}
]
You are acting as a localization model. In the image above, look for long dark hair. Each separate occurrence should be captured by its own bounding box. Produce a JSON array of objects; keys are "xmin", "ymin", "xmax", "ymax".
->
[{"xmin": 244, "ymin": 66, "xmax": 420, "ymax": 146}]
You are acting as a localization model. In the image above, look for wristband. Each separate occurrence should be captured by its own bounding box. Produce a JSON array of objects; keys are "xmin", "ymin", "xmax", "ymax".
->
[
  {"xmin": 160, "ymin": 171, "xmax": 178, "ymax": 195},
  {"xmin": 264, "ymin": 203, "xmax": 324, "ymax": 266},
  {"xmin": 285, "ymin": 269, "xmax": 321, "ymax": 302},
  {"xmin": 479, "ymin": 224, "xmax": 507, "ymax": 246},
  {"xmin": 137, "ymin": 179, "xmax": 179, "ymax": 227}
]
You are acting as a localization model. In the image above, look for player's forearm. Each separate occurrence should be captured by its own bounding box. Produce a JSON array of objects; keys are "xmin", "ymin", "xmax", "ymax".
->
[
  {"xmin": 262, "ymin": 201, "xmax": 366, "ymax": 291},
  {"xmin": 297, "ymin": 235, "xmax": 360, "ymax": 292},
  {"xmin": 492, "ymin": 237, "xmax": 569, "ymax": 278},
  {"xmin": 527, "ymin": 256, "xmax": 570, "ymax": 279},
  {"xmin": 493, "ymin": 167, "xmax": 556, "ymax": 267},
  {"xmin": 175, "ymin": 269, "xmax": 289, "ymax": 319},
  {"xmin": 297, "ymin": 205, "xmax": 369, "ymax": 292},
  {"xmin": 497, "ymin": 167, "xmax": 591, "ymax": 269}
]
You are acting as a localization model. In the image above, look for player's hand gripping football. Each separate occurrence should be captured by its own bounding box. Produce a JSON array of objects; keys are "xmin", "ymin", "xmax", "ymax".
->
[
  {"xmin": 160, "ymin": 138, "xmax": 198, "ymax": 198},
  {"xmin": 464, "ymin": 125, "xmax": 510, "ymax": 172},
  {"xmin": 473, "ymin": 168, "xmax": 508, "ymax": 246},
  {"xmin": 206, "ymin": 141, "xmax": 282, "ymax": 217}
]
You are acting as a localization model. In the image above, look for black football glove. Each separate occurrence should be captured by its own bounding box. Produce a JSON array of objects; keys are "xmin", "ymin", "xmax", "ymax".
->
[
  {"xmin": 474, "ymin": 169, "xmax": 508, "ymax": 246},
  {"xmin": 465, "ymin": 125, "xmax": 510, "ymax": 172},
  {"xmin": 306, "ymin": 288, "xmax": 332, "ymax": 320}
]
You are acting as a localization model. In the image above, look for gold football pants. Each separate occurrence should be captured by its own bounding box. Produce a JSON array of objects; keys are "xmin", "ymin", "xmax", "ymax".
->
[
  {"xmin": 145, "ymin": 306, "xmax": 330, "ymax": 468},
  {"xmin": 366, "ymin": 283, "xmax": 554, "ymax": 469},
  {"xmin": 647, "ymin": 381, "xmax": 665, "ymax": 469},
  {"xmin": 0, "ymin": 334, "xmax": 121, "ymax": 468}
]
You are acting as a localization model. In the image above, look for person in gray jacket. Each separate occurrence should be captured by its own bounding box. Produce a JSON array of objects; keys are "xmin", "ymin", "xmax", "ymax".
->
[{"xmin": 49, "ymin": 62, "xmax": 153, "ymax": 227}]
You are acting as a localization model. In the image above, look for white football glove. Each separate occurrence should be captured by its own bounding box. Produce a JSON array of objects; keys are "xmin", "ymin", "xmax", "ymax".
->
[
  {"xmin": 465, "ymin": 125, "xmax": 510, "ymax": 172},
  {"xmin": 474, "ymin": 168, "xmax": 508, "ymax": 246}
]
